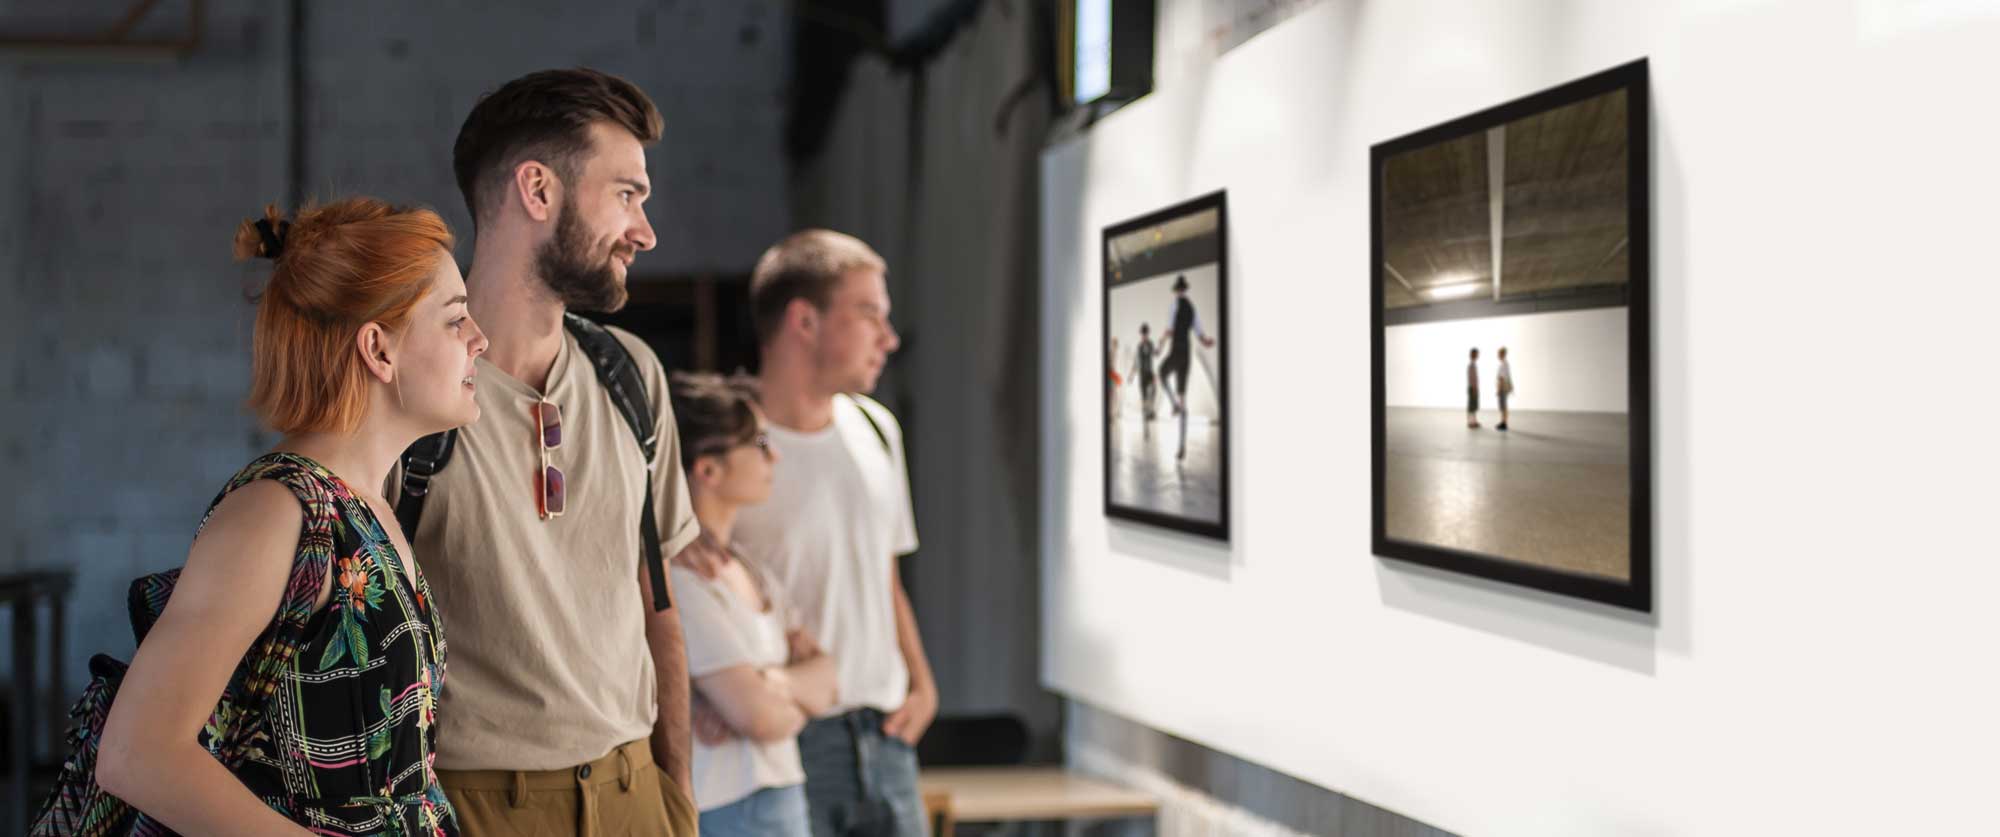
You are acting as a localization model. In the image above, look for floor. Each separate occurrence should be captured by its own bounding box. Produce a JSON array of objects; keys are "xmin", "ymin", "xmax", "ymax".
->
[
  {"xmin": 1108, "ymin": 407, "xmax": 1223, "ymax": 528},
  {"xmin": 1383, "ymin": 407, "xmax": 1630, "ymax": 580}
]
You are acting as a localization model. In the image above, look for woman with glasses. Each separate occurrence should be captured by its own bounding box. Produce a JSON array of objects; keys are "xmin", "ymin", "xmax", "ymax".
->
[
  {"xmin": 667, "ymin": 372, "xmax": 836, "ymax": 836},
  {"xmin": 85, "ymin": 199, "xmax": 486, "ymax": 835}
]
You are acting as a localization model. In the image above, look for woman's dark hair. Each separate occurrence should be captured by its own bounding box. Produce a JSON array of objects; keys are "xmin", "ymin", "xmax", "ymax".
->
[{"xmin": 669, "ymin": 371, "xmax": 762, "ymax": 471}]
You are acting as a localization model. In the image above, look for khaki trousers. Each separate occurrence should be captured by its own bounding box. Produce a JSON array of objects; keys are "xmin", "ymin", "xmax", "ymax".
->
[{"xmin": 439, "ymin": 739, "xmax": 698, "ymax": 836}]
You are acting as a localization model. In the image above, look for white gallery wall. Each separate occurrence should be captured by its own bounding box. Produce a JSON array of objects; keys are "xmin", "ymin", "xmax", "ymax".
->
[
  {"xmin": 1384, "ymin": 307, "xmax": 1627, "ymax": 413},
  {"xmin": 1039, "ymin": 2, "xmax": 2000, "ymax": 835}
]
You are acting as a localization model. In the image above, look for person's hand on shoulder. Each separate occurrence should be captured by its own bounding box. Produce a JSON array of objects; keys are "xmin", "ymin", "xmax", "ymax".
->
[{"xmin": 672, "ymin": 535, "xmax": 728, "ymax": 580}]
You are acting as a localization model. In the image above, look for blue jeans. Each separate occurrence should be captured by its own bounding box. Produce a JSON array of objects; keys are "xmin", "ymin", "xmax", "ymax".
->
[
  {"xmin": 699, "ymin": 783, "xmax": 811, "ymax": 837},
  {"xmin": 799, "ymin": 708, "xmax": 925, "ymax": 837}
]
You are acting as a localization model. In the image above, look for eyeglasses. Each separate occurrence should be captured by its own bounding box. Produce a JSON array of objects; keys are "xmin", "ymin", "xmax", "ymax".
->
[
  {"xmin": 534, "ymin": 400, "xmax": 565, "ymax": 519},
  {"xmin": 694, "ymin": 432, "xmax": 772, "ymax": 461}
]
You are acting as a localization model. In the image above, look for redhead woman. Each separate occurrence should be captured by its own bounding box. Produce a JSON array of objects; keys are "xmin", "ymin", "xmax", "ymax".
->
[{"xmin": 91, "ymin": 198, "xmax": 486, "ymax": 835}]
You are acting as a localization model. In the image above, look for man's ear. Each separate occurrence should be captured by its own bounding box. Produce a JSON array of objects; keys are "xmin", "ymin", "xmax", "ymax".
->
[
  {"xmin": 513, "ymin": 160, "xmax": 560, "ymax": 223},
  {"xmin": 357, "ymin": 322, "xmax": 395, "ymax": 384},
  {"xmin": 785, "ymin": 297, "xmax": 819, "ymax": 341}
]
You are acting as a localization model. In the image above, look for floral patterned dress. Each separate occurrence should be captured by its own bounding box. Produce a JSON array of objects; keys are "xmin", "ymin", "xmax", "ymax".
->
[{"xmin": 215, "ymin": 453, "xmax": 456, "ymax": 836}]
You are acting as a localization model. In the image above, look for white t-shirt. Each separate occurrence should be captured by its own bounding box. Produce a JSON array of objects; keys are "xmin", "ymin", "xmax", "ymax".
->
[
  {"xmin": 733, "ymin": 394, "xmax": 919, "ymax": 717},
  {"xmin": 673, "ymin": 562, "xmax": 806, "ymax": 811}
]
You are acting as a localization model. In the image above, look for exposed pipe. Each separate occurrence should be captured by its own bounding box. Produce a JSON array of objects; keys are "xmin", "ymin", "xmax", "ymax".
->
[
  {"xmin": 0, "ymin": 0, "xmax": 203, "ymax": 59},
  {"xmin": 287, "ymin": 0, "xmax": 305, "ymax": 210}
]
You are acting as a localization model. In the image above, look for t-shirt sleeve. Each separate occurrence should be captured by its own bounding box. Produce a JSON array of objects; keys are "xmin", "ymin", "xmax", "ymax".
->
[
  {"xmin": 610, "ymin": 326, "xmax": 701, "ymax": 559},
  {"xmin": 669, "ymin": 568, "xmax": 759, "ymax": 677}
]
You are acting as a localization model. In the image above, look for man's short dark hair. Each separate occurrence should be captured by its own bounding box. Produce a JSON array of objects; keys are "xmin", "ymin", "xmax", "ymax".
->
[
  {"xmin": 748, "ymin": 229, "xmax": 887, "ymax": 346},
  {"xmin": 452, "ymin": 68, "xmax": 662, "ymax": 228}
]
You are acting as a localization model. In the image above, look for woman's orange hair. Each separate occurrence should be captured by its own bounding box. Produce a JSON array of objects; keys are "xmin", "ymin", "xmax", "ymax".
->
[{"xmin": 234, "ymin": 198, "xmax": 455, "ymax": 435}]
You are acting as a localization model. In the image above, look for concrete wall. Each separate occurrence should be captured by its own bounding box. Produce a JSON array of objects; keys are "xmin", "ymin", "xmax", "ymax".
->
[
  {"xmin": 301, "ymin": 1, "xmax": 789, "ymax": 272},
  {"xmin": 0, "ymin": 0, "xmax": 291, "ymax": 702},
  {"xmin": 0, "ymin": 0, "xmax": 789, "ymax": 703},
  {"xmin": 1041, "ymin": 1, "xmax": 2000, "ymax": 834}
]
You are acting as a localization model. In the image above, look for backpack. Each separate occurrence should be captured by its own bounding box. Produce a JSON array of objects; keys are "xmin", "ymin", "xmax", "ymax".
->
[
  {"xmin": 843, "ymin": 392, "xmax": 894, "ymax": 457},
  {"xmin": 31, "ymin": 461, "xmax": 340, "ymax": 836},
  {"xmin": 395, "ymin": 313, "xmax": 676, "ymax": 611}
]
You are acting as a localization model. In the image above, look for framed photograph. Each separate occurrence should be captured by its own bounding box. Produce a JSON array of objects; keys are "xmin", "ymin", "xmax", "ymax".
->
[
  {"xmin": 1371, "ymin": 60, "xmax": 1652, "ymax": 611},
  {"xmin": 1102, "ymin": 190, "xmax": 1230, "ymax": 541}
]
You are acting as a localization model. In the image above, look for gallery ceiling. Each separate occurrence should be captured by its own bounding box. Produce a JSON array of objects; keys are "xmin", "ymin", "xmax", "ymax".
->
[
  {"xmin": 1380, "ymin": 88, "xmax": 1630, "ymax": 310},
  {"xmin": 1108, "ymin": 207, "xmax": 1220, "ymax": 274}
]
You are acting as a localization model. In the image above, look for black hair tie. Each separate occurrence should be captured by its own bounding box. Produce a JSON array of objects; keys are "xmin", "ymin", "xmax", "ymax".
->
[{"xmin": 254, "ymin": 218, "xmax": 291, "ymax": 259}]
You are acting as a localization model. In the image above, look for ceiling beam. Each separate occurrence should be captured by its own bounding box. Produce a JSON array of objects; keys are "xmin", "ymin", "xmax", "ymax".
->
[
  {"xmin": 1384, "ymin": 262, "xmax": 1416, "ymax": 293},
  {"xmin": 1487, "ymin": 124, "xmax": 1506, "ymax": 302},
  {"xmin": 1593, "ymin": 236, "xmax": 1629, "ymax": 274}
]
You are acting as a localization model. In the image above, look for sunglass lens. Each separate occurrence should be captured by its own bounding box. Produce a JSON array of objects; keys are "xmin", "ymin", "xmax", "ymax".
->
[
  {"xmin": 539, "ymin": 403, "xmax": 563, "ymax": 449},
  {"xmin": 543, "ymin": 465, "xmax": 566, "ymax": 516}
]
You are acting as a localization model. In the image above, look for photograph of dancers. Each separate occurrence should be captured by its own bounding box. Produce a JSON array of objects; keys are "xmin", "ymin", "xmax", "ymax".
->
[{"xmin": 1102, "ymin": 191, "xmax": 1230, "ymax": 540}]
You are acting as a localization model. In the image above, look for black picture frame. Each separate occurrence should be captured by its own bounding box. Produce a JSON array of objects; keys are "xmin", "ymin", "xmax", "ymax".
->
[
  {"xmin": 1370, "ymin": 60, "xmax": 1652, "ymax": 611},
  {"xmin": 1102, "ymin": 190, "xmax": 1231, "ymax": 541}
]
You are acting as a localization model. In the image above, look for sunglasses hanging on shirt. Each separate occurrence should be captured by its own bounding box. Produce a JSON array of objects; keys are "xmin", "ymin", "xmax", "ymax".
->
[{"xmin": 534, "ymin": 400, "xmax": 565, "ymax": 519}]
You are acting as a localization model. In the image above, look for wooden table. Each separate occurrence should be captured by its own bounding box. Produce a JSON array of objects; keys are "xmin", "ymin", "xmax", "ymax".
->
[{"xmin": 919, "ymin": 766, "xmax": 1160, "ymax": 834}]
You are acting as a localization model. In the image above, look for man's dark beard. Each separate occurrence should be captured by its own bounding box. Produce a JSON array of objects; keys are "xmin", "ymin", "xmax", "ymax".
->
[{"xmin": 534, "ymin": 204, "xmax": 631, "ymax": 313}]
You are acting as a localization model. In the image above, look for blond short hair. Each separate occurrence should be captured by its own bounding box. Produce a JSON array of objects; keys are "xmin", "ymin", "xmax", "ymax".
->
[{"xmin": 748, "ymin": 229, "xmax": 886, "ymax": 345}]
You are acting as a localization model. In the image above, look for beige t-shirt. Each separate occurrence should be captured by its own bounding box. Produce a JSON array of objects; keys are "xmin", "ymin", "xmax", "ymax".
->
[{"xmin": 401, "ymin": 325, "xmax": 699, "ymax": 771}]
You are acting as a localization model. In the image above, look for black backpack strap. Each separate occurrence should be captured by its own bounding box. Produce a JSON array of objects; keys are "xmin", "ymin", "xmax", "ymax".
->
[
  {"xmin": 394, "ymin": 429, "xmax": 457, "ymax": 545},
  {"xmin": 565, "ymin": 314, "xmax": 658, "ymax": 463},
  {"xmin": 564, "ymin": 313, "xmax": 671, "ymax": 611},
  {"xmin": 845, "ymin": 393, "xmax": 893, "ymax": 455}
]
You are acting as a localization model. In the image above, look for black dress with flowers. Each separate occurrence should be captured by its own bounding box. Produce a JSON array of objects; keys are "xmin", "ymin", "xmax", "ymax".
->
[{"xmin": 219, "ymin": 453, "xmax": 456, "ymax": 836}]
